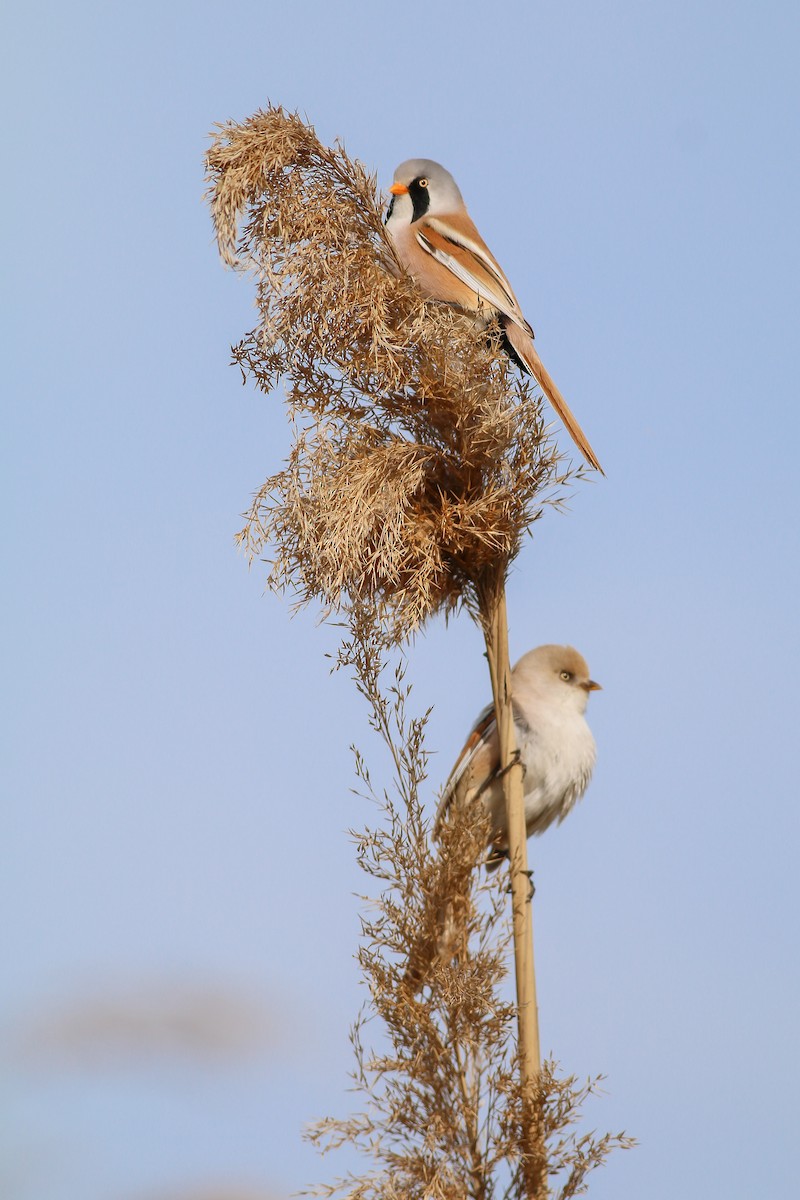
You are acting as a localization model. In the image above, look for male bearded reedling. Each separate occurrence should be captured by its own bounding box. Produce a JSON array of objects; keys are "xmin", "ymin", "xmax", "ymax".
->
[
  {"xmin": 404, "ymin": 646, "xmax": 600, "ymax": 991},
  {"xmin": 385, "ymin": 158, "xmax": 604, "ymax": 474}
]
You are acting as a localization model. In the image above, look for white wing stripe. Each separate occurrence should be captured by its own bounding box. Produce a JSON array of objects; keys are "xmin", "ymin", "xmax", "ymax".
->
[
  {"xmin": 425, "ymin": 218, "xmax": 515, "ymax": 294},
  {"xmin": 416, "ymin": 230, "xmax": 531, "ymax": 336}
]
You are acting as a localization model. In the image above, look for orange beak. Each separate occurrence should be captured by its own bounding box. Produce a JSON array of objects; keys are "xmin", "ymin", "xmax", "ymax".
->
[
  {"xmin": 581, "ymin": 680, "xmax": 602, "ymax": 693},
  {"xmin": 389, "ymin": 182, "xmax": 409, "ymax": 195}
]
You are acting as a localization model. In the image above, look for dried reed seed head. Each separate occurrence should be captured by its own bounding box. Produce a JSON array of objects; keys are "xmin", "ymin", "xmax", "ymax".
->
[
  {"xmin": 207, "ymin": 105, "xmax": 579, "ymax": 642},
  {"xmin": 310, "ymin": 636, "xmax": 633, "ymax": 1199}
]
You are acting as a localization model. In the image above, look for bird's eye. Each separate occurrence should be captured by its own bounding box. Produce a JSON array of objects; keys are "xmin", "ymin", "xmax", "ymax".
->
[
  {"xmin": 418, "ymin": 177, "xmax": 428, "ymax": 188},
  {"xmin": 560, "ymin": 671, "xmax": 572, "ymax": 682}
]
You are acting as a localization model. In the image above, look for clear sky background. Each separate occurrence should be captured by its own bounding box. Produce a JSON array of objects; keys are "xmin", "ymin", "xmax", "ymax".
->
[{"xmin": 4, "ymin": 2, "xmax": 799, "ymax": 1198}]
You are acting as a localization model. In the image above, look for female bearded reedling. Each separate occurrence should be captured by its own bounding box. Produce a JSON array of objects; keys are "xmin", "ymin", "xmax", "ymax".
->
[
  {"xmin": 385, "ymin": 158, "xmax": 603, "ymax": 474},
  {"xmin": 436, "ymin": 644, "xmax": 601, "ymax": 868},
  {"xmin": 404, "ymin": 645, "xmax": 601, "ymax": 990}
]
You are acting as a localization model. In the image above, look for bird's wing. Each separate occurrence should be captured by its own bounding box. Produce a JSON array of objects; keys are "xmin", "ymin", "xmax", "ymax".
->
[
  {"xmin": 415, "ymin": 215, "xmax": 534, "ymax": 338},
  {"xmin": 434, "ymin": 702, "xmax": 500, "ymax": 835},
  {"xmin": 414, "ymin": 213, "xmax": 603, "ymax": 473}
]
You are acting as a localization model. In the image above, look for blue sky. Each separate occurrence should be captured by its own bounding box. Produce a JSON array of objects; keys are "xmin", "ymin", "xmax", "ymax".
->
[{"xmin": 3, "ymin": 2, "xmax": 799, "ymax": 1197}]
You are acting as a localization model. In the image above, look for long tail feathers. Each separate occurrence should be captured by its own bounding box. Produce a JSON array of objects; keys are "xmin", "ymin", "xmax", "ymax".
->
[{"xmin": 506, "ymin": 324, "xmax": 604, "ymax": 474}]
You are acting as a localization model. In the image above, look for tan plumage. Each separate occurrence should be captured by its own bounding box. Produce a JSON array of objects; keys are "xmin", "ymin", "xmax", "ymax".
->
[
  {"xmin": 386, "ymin": 158, "xmax": 603, "ymax": 474},
  {"xmin": 435, "ymin": 644, "xmax": 601, "ymax": 868},
  {"xmin": 404, "ymin": 644, "xmax": 601, "ymax": 989}
]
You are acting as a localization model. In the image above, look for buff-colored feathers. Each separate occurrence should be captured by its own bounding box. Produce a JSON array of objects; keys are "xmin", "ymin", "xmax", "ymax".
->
[
  {"xmin": 386, "ymin": 159, "xmax": 604, "ymax": 473},
  {"xmin": 435, "ymin": 644, "xmax": 600, "ymax": 865}
]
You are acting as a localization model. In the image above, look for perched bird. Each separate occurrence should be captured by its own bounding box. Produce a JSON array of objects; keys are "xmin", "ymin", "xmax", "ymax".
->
[
  {"xmin": 385, "ymin": 159, "xmax": 603, "ymax": 473},
  {"xmin": 403, "ymin": 644, "xmax": 601, "ymax": 990},
  {"xmin": 435, "ymin": 644, "xmax": 601, "ymax": 868}
]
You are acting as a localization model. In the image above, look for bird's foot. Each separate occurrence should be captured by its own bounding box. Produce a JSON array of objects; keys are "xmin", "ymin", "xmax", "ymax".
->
[
  {"xmin": 505, "ymin": 869, "xmax": 535, "ymax": 901},
  {"xmin": 496, "ymin": 748, "xmax": 525, "ymax": 780}
]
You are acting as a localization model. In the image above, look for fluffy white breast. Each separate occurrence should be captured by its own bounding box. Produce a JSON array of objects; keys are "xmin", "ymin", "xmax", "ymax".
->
[
  {"xmin": 518, "ymin": 704, "xmax": 596, "ymax": 834},
  {"xmin": 483, "ymin": 699, "xmax": 596, "ymax": 841}
]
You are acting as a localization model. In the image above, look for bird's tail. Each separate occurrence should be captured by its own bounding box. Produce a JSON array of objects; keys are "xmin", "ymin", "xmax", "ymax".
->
[{"xmin": 505, "ymin": 323, "xmax": 604, "ymax": 474}]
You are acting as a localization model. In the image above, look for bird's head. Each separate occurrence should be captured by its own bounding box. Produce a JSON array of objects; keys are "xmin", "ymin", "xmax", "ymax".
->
[
  {"xmin": 386, "ymin": 158, "xmax": 465, "ymax": 225},
  {"xmin": 516, "ymin": 644, "xmax": 602, "ymax": 714}
]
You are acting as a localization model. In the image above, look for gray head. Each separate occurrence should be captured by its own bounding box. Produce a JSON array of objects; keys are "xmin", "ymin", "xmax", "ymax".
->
[{"xmin": 387, "ymin": 158, "xmax": 466, "ymax": 224}]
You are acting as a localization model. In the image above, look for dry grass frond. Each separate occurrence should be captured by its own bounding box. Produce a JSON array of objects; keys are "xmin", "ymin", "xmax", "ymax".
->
[
  {"xmin": 303, "ymin": 635, "xmax": 633, "ymax": 1200},
  {"xmin": 205, "ymin": 105, "xmax": 578, "ymax": 642},
  {"xmin": 206, "ymin": 105, "xmax": 630, "ymax": 1199}
]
